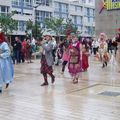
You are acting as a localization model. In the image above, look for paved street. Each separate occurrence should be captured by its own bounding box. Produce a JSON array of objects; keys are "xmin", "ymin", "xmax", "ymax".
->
[{"xmin": 0, "ymin": 57, "xmax": 120, "ymax": 120}]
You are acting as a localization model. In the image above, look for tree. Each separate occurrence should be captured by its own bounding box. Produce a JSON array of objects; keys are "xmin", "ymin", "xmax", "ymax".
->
[
  {"xmin": 26, "ymin": 20, "xmax": 44, "ymax": 40},
  {"xmin": 45, "ymin": 17, "xmax": 64, "ymax": 40},
  {"xmin": 0, "ymin": 11, "xmax": 18, "ymax": 35},
  {"xmin": 63, "ymin": 18, "xmax": 78, "ymax": 36}
]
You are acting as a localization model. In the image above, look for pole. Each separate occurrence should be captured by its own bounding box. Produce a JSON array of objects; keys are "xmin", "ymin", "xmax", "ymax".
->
[{"xmin": 35, "ymin": 7, "xmax": 37, "ymax": 39}]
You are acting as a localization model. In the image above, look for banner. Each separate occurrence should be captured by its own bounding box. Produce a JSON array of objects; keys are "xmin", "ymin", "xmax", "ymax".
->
[{"xmin": 107, "ymin": 0, "xmax": 120, "ymax": 10}]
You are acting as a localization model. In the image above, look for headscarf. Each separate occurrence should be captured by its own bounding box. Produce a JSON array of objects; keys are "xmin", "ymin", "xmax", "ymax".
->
[{"xmin": 0, "ymin": 32, "xmax": 5, "ymax": 44}]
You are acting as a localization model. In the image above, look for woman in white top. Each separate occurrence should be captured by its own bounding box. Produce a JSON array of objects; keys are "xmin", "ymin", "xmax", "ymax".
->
[{"xmin": 98, "ymin": 33, "xmax": 109, "ymax": 68}]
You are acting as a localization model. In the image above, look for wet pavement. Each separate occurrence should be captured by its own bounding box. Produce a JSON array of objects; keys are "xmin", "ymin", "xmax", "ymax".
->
[{"xmin": 0, "ymin": 57, "xmax": 120, "ymax": 120}]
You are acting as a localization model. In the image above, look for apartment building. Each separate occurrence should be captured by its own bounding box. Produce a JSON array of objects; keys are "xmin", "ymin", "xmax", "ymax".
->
[{"xmin": 0, "ymin": 0, "xmax": 95, "ymax": 37}]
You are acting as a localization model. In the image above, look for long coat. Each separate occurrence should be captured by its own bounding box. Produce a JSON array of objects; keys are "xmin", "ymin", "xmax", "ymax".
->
[
  {"xmin": 0, "ymin": 42, "xmax": 14, "ymax": 88},
  {"xmin": 42, "ymin": 41, "xmax": 54, "ymax": 66}
]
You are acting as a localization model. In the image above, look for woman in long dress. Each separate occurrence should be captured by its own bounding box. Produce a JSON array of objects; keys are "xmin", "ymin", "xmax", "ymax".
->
[
  {"xmin": 0, "ymin": 32, "xmax": 14, "ymax": 93},
  {"xmin": 82, "ymin": 43, "xmax": 89, "ymax": 71},
  {"xmin": 68, "ymin": 34, "xmax": 82, "ymax": 84}
]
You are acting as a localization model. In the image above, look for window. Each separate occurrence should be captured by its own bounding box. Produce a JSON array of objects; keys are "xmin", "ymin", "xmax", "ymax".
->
[
  {"xmin": 23, "ymin": 0, "xmax": 32, "ymax": 8},
  {"xmin": 54, "ymin": 2, "xmax": 60, "ymax": 12},
  {"xmin": 36, "ymin": 11, "xmax": 52, "ymax": 23},
  {"xmin": 61, "ymin": 3, "xmax": 68, "ymax": 13},
  {"xmin": 76, "ymin": 16, "xmax": 82, "ymax": 24},
  {"xmin": 18, "ymin": 21, "xmax": 26, "ymax": 31},
  {"xmin": 75, "ymin": 6, "xmax": 82, "ymax": 12},
  {"xmin": 36, "ymin": 0, "xmax": 51, "ymax": 6},
  {"xmin": 71, "ymin": 5, "xmax": 75, "ymax": 11},
  {"xmin": 12, "ymin": 0, "xmax": 21, "ymax": 6},
  {"xmin": 0, "ymin": 6, "xmax": 9, "ymax": 14}
]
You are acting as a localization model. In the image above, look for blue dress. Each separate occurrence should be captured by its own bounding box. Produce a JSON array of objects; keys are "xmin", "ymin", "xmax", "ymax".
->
[{"xmin": 0, "ymin": 42, "xmax": 14, "ymax": 89}]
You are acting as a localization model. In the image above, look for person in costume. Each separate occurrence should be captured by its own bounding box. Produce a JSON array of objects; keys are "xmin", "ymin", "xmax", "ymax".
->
[
  {"xmin": 116, "ymin": 33, "xmax": 120, "ymax": 72},
  {"xmin": 40, "ymin": 34, "xmax": 55, "ymax": 86},
  {"xmin": 82, "ymin": 38, "xmax": 90, "ymax": 71},
  {"xmin": 98, "ymin": 33, "xmax": 109, "ymax": 68},
  {"xmin": 68, "ymin": 33, "xmax": 82, "ymax": 84},
  {"xmin": 0, "ymin": 32, "xmax": 14, "ymax": 93}
]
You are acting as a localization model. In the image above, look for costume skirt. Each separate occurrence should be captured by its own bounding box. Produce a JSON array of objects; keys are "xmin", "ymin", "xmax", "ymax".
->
[{"xmin": 40, "ymin": 55, "xmax": 53, "ymax": 74}]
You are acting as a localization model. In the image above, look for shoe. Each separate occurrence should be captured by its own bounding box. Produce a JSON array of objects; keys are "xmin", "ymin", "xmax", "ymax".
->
[
  {"xmin": 0, "ymin": 89, "xmax": 2, "ymax": 93},
  {"xmin": 55, "ymin": 64, "xmax": 59, "ymax": 66},
  {"xmin": 102, "ymin": 63, "xmax": 105, "ymax": 68},
  {"xmin": 6, "ymin": 83, "xmax": 9, "ymax": 89},
  {"xmin": 52, "ymin": 76, "xmax": 55, "ymax": 84},
  {"xmin": 41, "ymin": 82, "xmax": 48, "ymax": 86},
  {"xmin": 105, "ymin": 62, "xmax": 107, "ymax": 66}
]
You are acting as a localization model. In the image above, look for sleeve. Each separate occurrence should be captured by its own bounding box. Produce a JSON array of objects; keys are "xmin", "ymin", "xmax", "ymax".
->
[
  {"xmin": 42, "ymin": 42, "xmax": 53, "ymax": 52},
  {"xmin": 0, "ymin": 43, "xmax": 11, "ymax": 59}
]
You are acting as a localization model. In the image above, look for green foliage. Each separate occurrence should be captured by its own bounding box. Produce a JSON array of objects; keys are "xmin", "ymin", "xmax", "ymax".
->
[
  {"xmin": 0, "ymin": 12, "xmax": 18, "ymax": 35},
  {"xmin": 63, "ymin": 19, "xmax": 78, "ymax": 35},
  {"xmin": 45, "ymin": 17, "xmax": 64, "ymax": 36},
  {"xmin": 26, "ymin": 20, "xmax": 44, "ymax": 39}
]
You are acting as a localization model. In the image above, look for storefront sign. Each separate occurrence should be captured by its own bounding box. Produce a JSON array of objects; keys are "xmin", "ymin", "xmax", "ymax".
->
[{"xmin": 107, "ymin": 0, "xmax": 120, "ymax": 10}]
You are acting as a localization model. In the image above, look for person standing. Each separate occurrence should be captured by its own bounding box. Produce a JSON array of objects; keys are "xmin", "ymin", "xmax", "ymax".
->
[
  {"xmin": 0, "ymin": 32, "xmax": 14, "ymax": 93},
  {"xmin": 82, "ymin": 39, "xmax": 90, "ymax": 71},
  {"xmin": 40, "ymin": 34, "xmax": 55, "ymax": 86},
  {"xmin": 68, "ymin": 34, "xmax": 82, "ymax": 84},
  {"xmin": 26, "ymin": 39, "xmax": 32, "ymax": 63},
  {"xmin": 92, "ymin": 39, "xmax": 99, "ymax": 55},
  {"xmin": 13, "ymin": 37, "xmax": 22, "ymax": 64}
]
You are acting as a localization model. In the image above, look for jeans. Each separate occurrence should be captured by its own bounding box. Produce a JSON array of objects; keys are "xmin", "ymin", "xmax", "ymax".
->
[{"xmin": 15, "ymin": 50, "xmax": 21, "ymax": 63}]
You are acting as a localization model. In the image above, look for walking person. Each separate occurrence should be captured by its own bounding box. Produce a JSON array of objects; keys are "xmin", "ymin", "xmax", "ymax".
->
[
  {"xmin": 98, "ymin": 33, "xmax": 110, "ymax": 68},
  {"xmin": 0, "ymin": 32, "xmax": 14, "ymax": 93},
  {"xmin": 61, "ymin": 36, "xmax": 71, "ymax": 73},
  {"xmin": 92, "ymin": 39, "xmax": 99, "ymax": 55},
  {"xmin": 40, "ymin": 34, "xmax": 55, "ymax": 86},
  {"xmin": 68, "ymin": 33, "xmax": 82, "ymax": 84}
]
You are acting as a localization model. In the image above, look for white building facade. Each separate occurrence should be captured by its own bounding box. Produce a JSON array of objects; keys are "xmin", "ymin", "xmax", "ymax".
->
[{"xmin": 0, "ymin": 0, "xmax": 95, "ymax": 37}]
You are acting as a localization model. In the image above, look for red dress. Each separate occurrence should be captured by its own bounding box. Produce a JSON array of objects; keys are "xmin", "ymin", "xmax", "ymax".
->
[{"xmin": 82, "ymin": 45, "xmax": 89, "ymax": 71}]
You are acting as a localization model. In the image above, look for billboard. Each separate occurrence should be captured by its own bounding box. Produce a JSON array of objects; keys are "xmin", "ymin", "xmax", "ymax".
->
[{"xmin": 106, "ymin": 0, "xmax": 120, "ymax": 10}]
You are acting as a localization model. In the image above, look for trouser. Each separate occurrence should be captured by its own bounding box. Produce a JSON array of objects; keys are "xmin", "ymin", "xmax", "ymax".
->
[
  {"xmin": 62, "ymin": 61, "xmax": 68, "ymax": 72},
  {"xmin": 52, "ymin": 49, "xmax": 56, "ymax": 62},
  {"xmin": 15, "ymin": 50, "xmax": 21, "ymax": 63},
  {"xmin": 42, "ymin": 72, "xmax": 54, "ymax": 83},
  {"xmin": 93, "ymin": 48, "xmax": 98, "ymax": 55}
]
